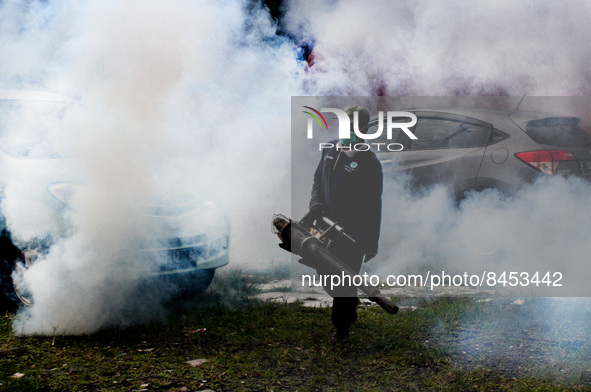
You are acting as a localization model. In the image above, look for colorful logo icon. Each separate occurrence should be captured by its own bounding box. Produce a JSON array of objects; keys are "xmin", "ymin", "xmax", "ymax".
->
[{"xmin": 302, "ymin": 106, "xmax": 328, "ymax": 138}]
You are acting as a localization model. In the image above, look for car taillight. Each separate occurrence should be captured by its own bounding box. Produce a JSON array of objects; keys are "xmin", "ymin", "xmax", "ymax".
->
[{"xmin": 515, "ymin": 150, "xmax": 576, "ymax": 175}]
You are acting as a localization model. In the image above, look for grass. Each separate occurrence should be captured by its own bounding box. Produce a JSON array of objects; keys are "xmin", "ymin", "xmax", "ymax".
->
[{"xmin": 1, "ymin": 270, "xmax": 591, "ymax": 391}]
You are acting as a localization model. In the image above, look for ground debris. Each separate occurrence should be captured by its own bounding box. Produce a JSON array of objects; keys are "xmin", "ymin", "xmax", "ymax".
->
[{"xmin": 187, "ymin": 358, "xmax": 208, "ymax": 367}]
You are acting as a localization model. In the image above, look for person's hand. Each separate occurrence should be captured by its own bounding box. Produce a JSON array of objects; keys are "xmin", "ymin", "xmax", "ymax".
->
[
  {"xmin": 309, "ymin": 204, "xmax": 325, "ymax": 219},
  {"xmin": 364, "ymin": 253, "xmax": 376, "ymax": 263}
]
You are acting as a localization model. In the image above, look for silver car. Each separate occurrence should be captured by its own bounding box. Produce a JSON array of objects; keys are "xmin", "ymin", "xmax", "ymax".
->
[{"xmin": 368, "ymin": 108, "xmax": 591, "ymax": 199}]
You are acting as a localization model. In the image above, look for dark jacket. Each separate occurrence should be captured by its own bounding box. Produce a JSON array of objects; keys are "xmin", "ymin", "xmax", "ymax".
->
[{"xmin": 309, "ymin": 142, "xmax": 383, "ymax": 255}]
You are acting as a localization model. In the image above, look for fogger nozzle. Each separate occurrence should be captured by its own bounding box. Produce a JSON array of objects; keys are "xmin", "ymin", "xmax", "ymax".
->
[{"xmin": 272, "ymin": 214, "xmax": 291, "ymax": 252}]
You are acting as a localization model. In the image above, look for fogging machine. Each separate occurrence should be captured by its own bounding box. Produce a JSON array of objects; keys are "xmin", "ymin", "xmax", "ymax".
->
[{"xmin": 272, "ymin": 212, "xmax": 398, "ymax": 315}]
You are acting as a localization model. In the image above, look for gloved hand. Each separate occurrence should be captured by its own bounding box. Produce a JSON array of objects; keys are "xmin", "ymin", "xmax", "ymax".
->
[
  {"xmin": 309, "ymin": 203, "xmax": 325, "ymax": 219},
  {"xmin": 364, "ymin": 253, "xmax": 377, "ymax": 263}
]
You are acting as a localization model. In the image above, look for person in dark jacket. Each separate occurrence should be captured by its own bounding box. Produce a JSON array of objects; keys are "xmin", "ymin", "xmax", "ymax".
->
[{"xmin": 309, "ymin": 105, "xmax": 383, "ymax": 342}]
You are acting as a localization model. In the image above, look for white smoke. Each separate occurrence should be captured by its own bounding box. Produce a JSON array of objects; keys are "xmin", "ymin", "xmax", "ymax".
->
[
  {"xmin": 370, "ymin": 174, "xmax": 591, "ymax": 297},
  {"xmin": 283, "ymin": 0, "xmax": 591, "ymax": 96},
  {"xmin": 281, "ymin": 0, "xmax": 591, "ymax": 372},
  {"xmin": 283, "ymin": 0, "xmax": 591, "ymax": 295},
  {"xmin": 1, "ymin": 0, "xmax": 591, "ymax": 335},
  {"xmin": 1, "ymin": 0, "xmax": 300, "ymax": 334}
]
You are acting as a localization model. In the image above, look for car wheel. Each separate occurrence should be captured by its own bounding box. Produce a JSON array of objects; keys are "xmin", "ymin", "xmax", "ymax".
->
[
  {"xmin": 179, "ymin": 268, "xmax": 216, "ymax": 301},
  {"xmin": 455, "ymin": 185, "xmax": 500, "ymax": 203},
  {"xmin": 0, "ymin": 234, "xmax": 24, "ymax": 311}
]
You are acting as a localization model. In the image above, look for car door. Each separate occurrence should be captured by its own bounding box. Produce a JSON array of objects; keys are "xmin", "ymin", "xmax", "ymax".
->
[
  {"xmin": 374, "ymin": 111, "xmax": 492, "ymax": 194},
  {"xmin": 367, "ymin": 114, "xmax": 409, "ymax": 173}
]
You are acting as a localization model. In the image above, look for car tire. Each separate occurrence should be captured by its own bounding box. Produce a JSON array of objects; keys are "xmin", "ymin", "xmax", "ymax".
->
[
  {"xmin": 179, "ymin": 268, "xmax": 216, "ymax": 301},
  {"xmin": 455, "ymin": 185, "xmax": 501, "ymax": 203},
  {"xmin": 0, "ymin": 233, "xmax": 23, "ymax": 312}
]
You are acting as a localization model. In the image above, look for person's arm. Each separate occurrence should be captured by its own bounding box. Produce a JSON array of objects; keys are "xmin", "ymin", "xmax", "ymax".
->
[{"xmin": 309, "ymin": 151, "xmax": 326, "ymax": 214}]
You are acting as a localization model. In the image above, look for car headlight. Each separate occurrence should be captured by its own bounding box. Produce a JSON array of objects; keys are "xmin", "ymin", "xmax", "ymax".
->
[{"xmin": 48, "ymin": 182, "xmax": 78, "ymax": 207}]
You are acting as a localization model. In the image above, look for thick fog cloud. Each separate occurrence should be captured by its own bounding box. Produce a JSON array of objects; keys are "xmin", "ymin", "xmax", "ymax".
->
[
  {"xmin": 1, "ymin": 0, "xmax": 591, "ymax": 334},
  {"xmin": 1, "ymin": 0, "xmax": 300, "ymax": 334},
  {"xmin": 370, "ymin": 175, "xmax": 591, "ymax": 296},
  {"xmin": 283, "ymin": 0, "xmax": 591, "ymax": 96}
]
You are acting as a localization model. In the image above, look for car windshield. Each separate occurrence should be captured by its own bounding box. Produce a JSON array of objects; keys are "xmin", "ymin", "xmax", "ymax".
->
[
  {"xmin": 0, "ymin": 100, "xmax": 73, "ymax": 158},
  {"xmin": 526, "ymin": 117, "xmax": 591, "ymax": 147}
]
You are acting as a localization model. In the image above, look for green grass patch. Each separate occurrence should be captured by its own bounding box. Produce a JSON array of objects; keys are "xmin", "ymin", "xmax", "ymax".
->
[{"xmin": 1, "ymin": 277, "xmax": 591, "ymax": 391}]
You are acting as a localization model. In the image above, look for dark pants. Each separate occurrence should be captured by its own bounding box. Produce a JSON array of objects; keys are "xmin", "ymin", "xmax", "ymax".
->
[
  {"xmin": 322, "ymin": 241, "xmax": 364, "ymax": 331},
  {"xmin": 331, "ymin": 296, "xmax": 360, "ymax": 331}
]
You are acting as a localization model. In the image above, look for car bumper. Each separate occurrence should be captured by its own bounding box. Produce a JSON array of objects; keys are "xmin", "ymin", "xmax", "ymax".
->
[{"xmin": 153, "ymin": 249, "xmax": 230, "ymax": 277}]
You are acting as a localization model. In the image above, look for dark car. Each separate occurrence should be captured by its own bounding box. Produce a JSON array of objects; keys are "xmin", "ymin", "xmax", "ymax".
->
[{"xmin": 367, "ymin": 108, "xmax": 591, "ymax": 199}]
